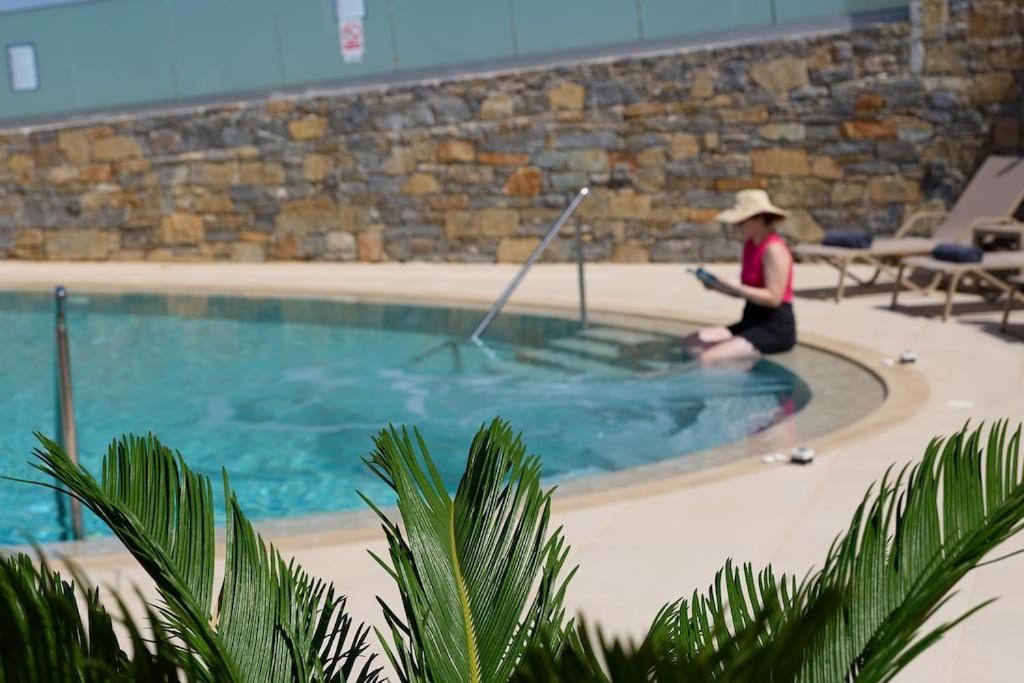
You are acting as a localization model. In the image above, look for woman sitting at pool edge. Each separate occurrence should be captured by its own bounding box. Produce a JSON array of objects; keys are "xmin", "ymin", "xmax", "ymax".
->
[{"xmin": 684, "ymin": 189, "xmax": 797, "ymax": 366}]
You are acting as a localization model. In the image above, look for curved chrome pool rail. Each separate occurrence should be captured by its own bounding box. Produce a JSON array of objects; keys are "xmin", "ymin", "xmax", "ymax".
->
[{"xmin": 470, "ymin": 187, "xmax": 591, "ymax": 345}]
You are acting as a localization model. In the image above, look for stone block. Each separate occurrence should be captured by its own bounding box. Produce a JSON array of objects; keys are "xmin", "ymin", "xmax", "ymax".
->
[
  {"xmin": 920, "ymin": 0, "xmax": 948, "ymax": 39},
  {"xmin": 841, "ymin": 120, "xmax": 898, "ymax": 140},
  {"xmin": 715, "ymin": 177, "xmax": 768, "ymax": 191},
  {"xmin": 636, "ymin": 148, "xmax": 666, "ymax": 167},
  {"xmin": 47, "ymin": 166, "xmax": 80, "ymax": 185},
  {"xmin": 853, "ymin": 93, "xmax": 886, "ymax": 114},
  {"xmin": 751, "ymin": 57, "xmax": 809, "ymax": 96},
  {"xmin": 751, "ymin": 149, "xmax": 810, "ymax": 176},
  {"xmin": 445, "ymin": 208, "xmax": 518, "ymax": 238},
  {"xmin": 623, "ymin": 102, "xmax": 666, "ymax": 119},
  {"xmin": 57, "ymin": 130, "xmax": 91, "ymax": 164},
  {"xmin": 12, "ymin": 229, "xmax": 44, "ymax": 258},
  {"xmin": 358, "ymin": 230, "xmax": 385, "ymax": 262},
  {"xmin": 276, "ymin": 197, "xmax": 339, "ymax": 233},
  {"xmin": 449, "ymin": 165, "xmax": 495, "ymax": 185},
  {"xmin": 994, "ymin": 118, "xmax": 1021, "ymax": 150},
  {"xmin": 81, "ymin": 165, "xmax": 113, "ymax": 183},
  {"xmin": 45, "ymin": 230, "xmax": 119, "ymax": 259},
  {"xmin": 339, "ymin": 205, "xmax": 372, "ymax": 231},
  {"xmin": 608, "ymin": 192, "xmax": 651, "ymax": 220},
  {"xmin": 438, "ymin": 139, "xmax": 476, "ymax": 163},
  {"xmin": 868, "ymin": 176, "xmax": 921, "ymax": 203},
  {"xmin": 288, "ymin": 115, "xmax": 328, "ymax": 140},
  {"xmin": 778, "ymin": 209, "xmax": 824, "ymax": 243},
  {"xmin": 303, "ymin": 154, "xmax": 333, "ymax": 182},
  {"xmin": 567, "ymin": 149, "xmax": 609, "ymax": 174},
  {"xmin": 194, "ymin": 162, "xmax": 240, "ymax": 187},
  {"xmin": 385, "ymin": 147, "xmax": 417, "ymax": 175},
  {"xmin": 611, "ymin": 242, "xmax": 650, "ymax": 263},
  {"xmin": 158, "ymin": 213, "xmax": 205, "ymax": 245},
  {"xmin": 479, "ymin": 92, "xmax": 514, "ymax": 120},
  {"xmin": 504, "ymin": 167, "xmax": 543, "ymax": 197},
  {"xmin": 430, "ymin": 95, "xmax": 471, "ymax": 123},
  {"xmin": 92, "ymin": 136, "xmax": 142, "ymax": 161},
  {"xmin": 325, "ymin": 231, "xmax": 358, "ymax": 260},
  {"xmin": 969, "ymin": 3, "xmax": 1016, "ymax": 39},
  {"xmin": 548, "ymin": 81, "xmax": 585, "ymax": 111},
  {"xmin": 230, "ymin": 242, "xmax": 266, "ymax": 262},
  {"xmin": 811, "ymin": 156, "xmax": 844, "ymax": 179},
  {"xmin": 195, "ymin": 193, "xmax": 234, "ymax": 214},
  {"xmin": 971, "ymin": 72, "xmax": 1019, "ymax": 103},
  {"xmin": 669, "ymin": 133, "xmax": 700, "ymax": 160},
  {"xmin": 770, "ymin": 178, "xmax": 831, "ymax": 208},
  {"xmin": 496, "ymin": 238, "xmax": 541, "ymax": 263},
  {"xmin": 719, "ymin": 108, "xmax": 770, "ymax": 124},
  {"xmin": 478, "ymin": 152, "xmax": 531, "ymax": 166},
  {"xmin": 240, "ymin": 162, "xmax": 286, "ymax": 185},
  {"xmin": 831, "ymin": 182, "xmax": 865, "ymax": 205},
  {"xmin": 758, "ymin": 123, "xmax": 806, "ymax": 142},
  {"xmin": 692, "ymin": 70, "xmax": 717, "ymax": 98},
  {"xmin": 403, "ymin": 173, "xmax": 442, "ymax": 195}
]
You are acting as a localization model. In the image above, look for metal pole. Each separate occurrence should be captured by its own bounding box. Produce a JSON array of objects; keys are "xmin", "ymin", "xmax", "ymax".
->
[
  {"xmin": 575, "ymin": 212, "xmax": 588, "ymax": 329},
  {"xmin": 55, "ymin": 286, "xmax": 84, "ymax": 541},
  {"xmin": 471, "ymin": 187, "xmax": 590, "ymax": 342}
]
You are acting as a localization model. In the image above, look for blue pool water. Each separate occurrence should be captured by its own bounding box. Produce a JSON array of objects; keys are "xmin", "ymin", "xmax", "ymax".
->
[{"xmin": 0, "ymin": 291, "xmax": 810, "ymax": 544}]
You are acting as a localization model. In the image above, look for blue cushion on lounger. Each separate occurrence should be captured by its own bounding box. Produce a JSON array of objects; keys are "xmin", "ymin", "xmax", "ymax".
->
[
  {"xmin": 822, "ymin": 230, "xmax": 873, "ymax": 249},
  {"xmin": 932, "ymin": 243, "xmax": 983, "ymax": 263}
]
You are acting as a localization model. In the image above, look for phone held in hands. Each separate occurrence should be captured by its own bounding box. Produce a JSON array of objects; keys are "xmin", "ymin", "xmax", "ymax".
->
[{"xmin": 687, "ymin": 266, "xmax": 719, "ymax": 286}]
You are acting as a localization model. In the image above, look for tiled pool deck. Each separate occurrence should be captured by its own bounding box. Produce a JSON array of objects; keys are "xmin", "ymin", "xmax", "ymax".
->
[{"xmin": 2, "ymin": 261, "xmax": 1022, "ymax": 682}]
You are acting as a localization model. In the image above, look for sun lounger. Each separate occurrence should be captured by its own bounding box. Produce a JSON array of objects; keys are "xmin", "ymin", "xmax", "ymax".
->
[
  {"xmin": 1003, "ymin": 274, "xmax": 1024, "ymax": 331},
  {"xmin": 794, "ymin": 156, "xmax": 1024, "ymax": 302},
  {"xmin": 891, "ymin": 249, "xmax": 1024, "ymax": 321}
]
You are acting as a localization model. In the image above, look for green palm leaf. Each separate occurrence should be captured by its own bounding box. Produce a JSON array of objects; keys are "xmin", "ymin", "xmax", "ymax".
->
[
  {"xmin": 801, "ymin": 421, "xmax": 1024, "ymax": 682},
  {"xmin": 647, "ymin": 421, "xmax": 1024, "ymax": 682},
  {"xmin": 0, "ymin": 553, "xmax": 185, "ymax": 682},
  {"xmin": 362, "ymin": 418, "xmax": 575, "ymax": 683},
  {"xmin": 29, "ymin": 433, "xmax": 380, "ymax": 683}
]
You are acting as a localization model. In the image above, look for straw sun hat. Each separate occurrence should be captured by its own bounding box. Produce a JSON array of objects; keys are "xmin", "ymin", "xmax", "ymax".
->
[{"xmin": 715, "ymin": 189, "xmax": 789, "ymax": 224}]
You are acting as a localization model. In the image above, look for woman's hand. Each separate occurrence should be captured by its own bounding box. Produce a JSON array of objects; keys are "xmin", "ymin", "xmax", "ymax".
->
[{"xmin": 706, "ymin": 275, "xmax": 743, "ymax": 298}]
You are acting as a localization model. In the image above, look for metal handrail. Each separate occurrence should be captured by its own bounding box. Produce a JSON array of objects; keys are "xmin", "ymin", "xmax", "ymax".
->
[
  {"xmin": 55, "ymin": 286, "xmax": 84, "ymax": 541},
  {"xmin": 471, "ymin": 187, "xmax": 591, "ymax": 343}
]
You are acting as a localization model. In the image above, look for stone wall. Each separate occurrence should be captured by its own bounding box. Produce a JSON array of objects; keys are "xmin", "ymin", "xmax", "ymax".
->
[{"xmin": 0, "ymin": 0, "xmax": 1020, "ymax": 263}]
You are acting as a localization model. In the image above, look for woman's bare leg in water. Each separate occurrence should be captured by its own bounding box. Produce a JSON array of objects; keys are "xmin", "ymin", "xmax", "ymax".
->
[{"xmin": 682, "ymin": 326, "xmax": 733, "ymax": 357}]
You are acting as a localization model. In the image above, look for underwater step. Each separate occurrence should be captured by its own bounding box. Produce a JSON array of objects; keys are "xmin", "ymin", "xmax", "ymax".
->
[
  {"xmin": 514, "ymin": 348, "xmax": 631, "ymax": 376},
  {"xmin": 575, "ymin": 326, "xmax": 668, "ymax": 346},
  {"xmin": 548, "ymin": 337, "xmax": 623, "ymax": 359}
]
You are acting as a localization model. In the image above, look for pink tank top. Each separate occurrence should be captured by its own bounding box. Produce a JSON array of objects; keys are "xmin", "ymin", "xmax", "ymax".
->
[{"xmin": 740, "ymin": 233, "xmax": 794, "ymax": 304}]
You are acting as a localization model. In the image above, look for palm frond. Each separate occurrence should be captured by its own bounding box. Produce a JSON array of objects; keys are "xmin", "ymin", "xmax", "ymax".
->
[
  {"xmin": 800, "ymin": 421, "xmax": 1024, "ymax": 682},
  {"xmin": 513, "ymin": 582, "xmax": 840, "ymax": 683},
  {"xmin": 640, "ymin": 561, "xmax": 839, "ymax": 682},
  {"xmin": 362, "ymin": 418, "xmax": 575, "ymax": 683},
  {"xmin": 30, "ymin": 433, "xmax": 380, "ymax": 682},
  {"xmin": 645, "ymin": 421, "xmax": 1024, "ymax": 682},
  {"xmin": 0, "ymin": 553, "xmax": 183, "ymax": 682}
]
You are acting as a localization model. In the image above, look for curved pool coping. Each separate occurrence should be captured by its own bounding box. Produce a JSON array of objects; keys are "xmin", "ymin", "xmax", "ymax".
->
[{"xmin": 0, "ymin": 279, "xmax": 928, "ymax": 564}]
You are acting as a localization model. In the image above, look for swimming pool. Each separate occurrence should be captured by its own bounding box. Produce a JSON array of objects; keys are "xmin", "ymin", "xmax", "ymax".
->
[{"xmin": 0, "ymin": 291, "xmax": 815, "ymax": 544}]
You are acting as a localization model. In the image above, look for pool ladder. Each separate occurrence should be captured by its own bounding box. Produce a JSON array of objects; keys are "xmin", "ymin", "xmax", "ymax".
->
[
  {"xmin": 470, "ymin": 188, "xmax": 592, "ymax": 345},
  {"xmin": 55, "ymin": 286, "xmax": 85, "ymax": 541}
]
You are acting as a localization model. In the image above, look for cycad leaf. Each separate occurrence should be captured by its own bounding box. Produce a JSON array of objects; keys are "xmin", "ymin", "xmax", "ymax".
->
[
  {"xmin": 363, "ymin": 418, "xmax": 574, "ymax": 683},
  {"xmin": 791, "ymin": 422, "xmax": 1024, "ymax": 681},
  {"xmin": 216, "ymin": 479, "xmax": 382, "ymax": 682},
  {"xmin": 29, "ymin": 433, "xmax": 379, "ymax": 683},
  {"xmin": 30, "ymin": 433, "xmax": 229, "ymax": 677},
  {"xmin": 0, "ymin": 553, "xmax": 185, "ymax": 682}
]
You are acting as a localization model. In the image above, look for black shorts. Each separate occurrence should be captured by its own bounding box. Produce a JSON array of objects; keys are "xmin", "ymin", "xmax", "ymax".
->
[{"xmin": 727, "ymin": 302, "xmax": 796, "ymax": 354}]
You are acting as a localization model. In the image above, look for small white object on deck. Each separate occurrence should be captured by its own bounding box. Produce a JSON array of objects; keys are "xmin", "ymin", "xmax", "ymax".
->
[{"xmin": 790, "ymin": 447, "xmax": 816, "ymax": 465}]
